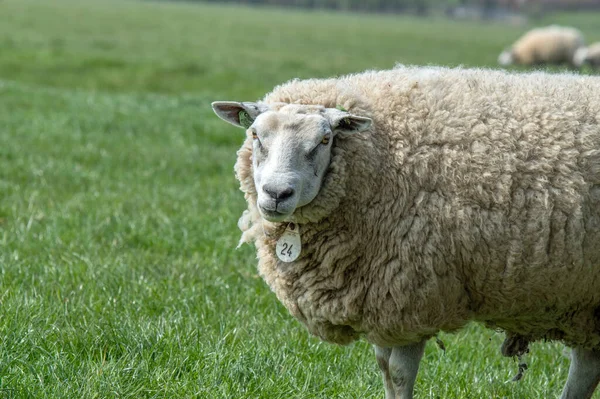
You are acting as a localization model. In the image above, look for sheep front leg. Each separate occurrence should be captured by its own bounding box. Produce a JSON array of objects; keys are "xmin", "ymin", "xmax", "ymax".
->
[
  {"xmin": 560, "ymin": 347, "xmax": 600, "ymax": 399},
  {"xmin": 374, "ymin": 340, "xmax": 427, "ymax": 399},
  {"xmin": 375, "ymin": 346, "xmax": 395, "ymax": 399}
]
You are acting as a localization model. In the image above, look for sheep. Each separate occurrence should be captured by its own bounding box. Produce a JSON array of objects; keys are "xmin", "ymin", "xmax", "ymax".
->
[
  {"xmin": 573, "ymin": 42, "xmax": 600, "ymax": 69},
  {"xmin": 498, "ymin": 25, "xmax": 584, "ymax": 68},
  {"xmin": 211, "ymin": 65, "xmax": 600, "ymax": 399}
]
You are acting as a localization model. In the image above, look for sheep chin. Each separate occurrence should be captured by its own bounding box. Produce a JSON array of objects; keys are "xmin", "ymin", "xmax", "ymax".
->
[{"xmin": 258, "ymin": 207, "xmax": 293, "ymax": 223}]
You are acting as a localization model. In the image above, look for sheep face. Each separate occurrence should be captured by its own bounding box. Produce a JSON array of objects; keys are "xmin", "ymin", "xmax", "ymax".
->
[
  {"xmin": 250, "ymin": 110, "xmax": 335, "ymax": 222},
  {"xmin": 211, "ymin": 101, "xmax": 371, "ymax": 222},
  {"xmin": 573, "ymin": 47, "xmax": 589, "ymax": 67}
]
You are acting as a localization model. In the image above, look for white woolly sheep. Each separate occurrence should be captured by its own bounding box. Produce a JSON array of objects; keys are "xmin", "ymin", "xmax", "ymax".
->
[
  {"xmin": 574, "ymin": 42, "xmax": 600, "ymax": 69},
  {"xmin": 212, "ymin": 66, "xmax": 600, "ymax": 399},
  {"xmin": 498, "ymin": 25, "xmax": 584, "ymax": 67}
]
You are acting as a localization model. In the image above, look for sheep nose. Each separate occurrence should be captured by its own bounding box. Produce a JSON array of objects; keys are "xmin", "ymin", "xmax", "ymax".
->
[{"xmin": 263, "ymin": 185, "xmax": 295, "ymax": 201}]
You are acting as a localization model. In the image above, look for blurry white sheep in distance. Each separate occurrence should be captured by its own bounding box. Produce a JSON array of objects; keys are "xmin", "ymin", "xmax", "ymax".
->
[{"xmin": 498, "ymin": 25, "xmax": 584, "ymax": 67}]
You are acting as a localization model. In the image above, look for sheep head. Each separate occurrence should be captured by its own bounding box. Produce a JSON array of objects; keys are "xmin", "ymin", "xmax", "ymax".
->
[
  {"xmin": 573, "ymin": 47, "xmax": 589, "ymax": 68},
  {"xmin": 498, "ymin": 48, "xmax": 514, "ymax": 66},
  {"xmin": 211, "ymin": 101, "xmax": 371, "ymax": 222}
]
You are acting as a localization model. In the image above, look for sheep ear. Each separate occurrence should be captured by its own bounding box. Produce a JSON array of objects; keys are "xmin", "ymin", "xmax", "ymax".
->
[
  {"xmin": 324, "ymin": 108, "xmax": 372, "ymax": 135},
  {"xmin": 211, "ymin": 101, "xmax": 268, "ymax": 128}
]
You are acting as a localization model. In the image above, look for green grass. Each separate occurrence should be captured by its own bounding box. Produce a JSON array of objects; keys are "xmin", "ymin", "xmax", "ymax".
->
[{"xmin": 0, "ymin": 0, "xmax": 599, "ymax": 397}]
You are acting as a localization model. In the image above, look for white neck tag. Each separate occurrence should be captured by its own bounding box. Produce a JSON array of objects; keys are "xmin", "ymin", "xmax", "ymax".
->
[{"xmin": 276, "ymin": 223, "xmax": 301, "ymax": 262}]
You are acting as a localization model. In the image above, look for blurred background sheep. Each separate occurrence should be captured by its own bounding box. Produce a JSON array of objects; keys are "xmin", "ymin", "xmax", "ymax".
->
[{"xmin": 497, "ymin": 25, "xmax": 584, "ymax": 67}]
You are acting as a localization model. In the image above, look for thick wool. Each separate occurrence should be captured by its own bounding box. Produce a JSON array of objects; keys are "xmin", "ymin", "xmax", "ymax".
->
[
  {"xmin": 235, "ymin": 66, "xmax": 600, "ymax": 349},
  {"xmin": 509, "ymin": 25, "xmax": 584, "ymax": 66}
]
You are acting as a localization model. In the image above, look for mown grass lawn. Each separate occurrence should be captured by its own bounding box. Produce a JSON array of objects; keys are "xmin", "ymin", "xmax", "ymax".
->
[{"xmin": 0, "ymin": 0, "xmax": 599, "ymax": 397}]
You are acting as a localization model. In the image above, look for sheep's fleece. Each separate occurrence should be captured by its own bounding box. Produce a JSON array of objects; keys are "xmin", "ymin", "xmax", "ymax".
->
[{"xmin": 230, "ymin": 66, "xmax": 600, "ymax": 351}]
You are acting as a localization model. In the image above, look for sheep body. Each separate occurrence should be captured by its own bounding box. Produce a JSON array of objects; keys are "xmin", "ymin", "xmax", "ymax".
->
[
  {"xmin": 499, "ymin": 25, "xmax": 584, "ymax": 67},
  {"xmin": 233, "ymin": 66, "xmax": 600, "ymax": 353}
]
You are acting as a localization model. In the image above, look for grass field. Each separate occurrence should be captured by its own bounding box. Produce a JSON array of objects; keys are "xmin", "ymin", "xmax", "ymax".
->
[{"xmin": 1, "ymin": 0, "xmax": 599, "ymax": 397}]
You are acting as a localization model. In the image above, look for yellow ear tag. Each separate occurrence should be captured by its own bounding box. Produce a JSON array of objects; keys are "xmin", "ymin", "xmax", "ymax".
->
[{"xmin": 276, "ymin": 223, "xmax": 301, "ymax": 262}]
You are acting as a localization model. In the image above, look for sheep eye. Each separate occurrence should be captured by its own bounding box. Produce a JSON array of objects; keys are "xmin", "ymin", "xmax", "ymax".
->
[
  {"xmin": 321, "ymin": 134, "xmax": 331, "ymax": 145},
  {"xmin": 251, "ymin": 131, "xmax": 258, "ymax": 140}
]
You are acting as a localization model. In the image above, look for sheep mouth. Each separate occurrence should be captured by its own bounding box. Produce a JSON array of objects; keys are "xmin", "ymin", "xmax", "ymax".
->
[{"xmin": 259, "ymin": 206, "xmax": 292, "ymax": 222}]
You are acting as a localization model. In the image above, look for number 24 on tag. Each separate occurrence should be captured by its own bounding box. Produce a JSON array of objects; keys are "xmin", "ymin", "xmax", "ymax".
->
[{"xmin": 276, "ymin": 223, "xmax": 301, "ymax": 262}]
